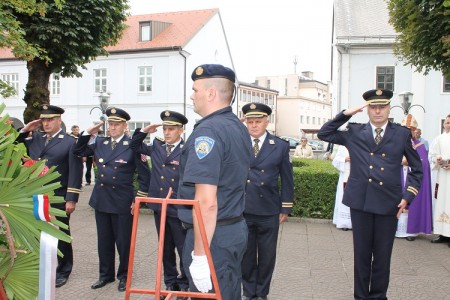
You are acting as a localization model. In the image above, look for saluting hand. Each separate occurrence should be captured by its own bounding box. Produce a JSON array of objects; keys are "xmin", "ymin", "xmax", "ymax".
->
[
  {"xmin": 87, "ymin": 122, "xmax": 104, "ymax": 135},
  {"xmin": 343, "ymin": 103, "xmax": 368, "ymax": 116},
  {"xmin": 142, "ymin": 123, "xmax": 161, "ymax": 134},
  {"xmin": 397, "ymin": 199, "xmax": 408, "ymax": 219},
  {"xmin": 22, "ymin": 119, "xmax": 42, "ymax": 132}
]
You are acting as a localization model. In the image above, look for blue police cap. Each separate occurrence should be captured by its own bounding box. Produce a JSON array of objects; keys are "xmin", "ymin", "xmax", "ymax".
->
[
  {"xmin": 39, "ymin": 104, "xmax": 65, "ymax": 119},
  {"xmin": 160, "ymin": 110, "xmax": 188, "ymax": 126},
  {"xmin": 242, "ymin": 103, "xmax": 272, "ymax": 118},
  {"xmin": 106, "ymin": 107, "xmax": 130, "ymax": 122},
  {"xmin": 362, "ymin": 89, "xmax": 393, "ymax": 105},
  {"xmin": 191, "ymin": 64, "xmax": 236, "ymax": 83}
]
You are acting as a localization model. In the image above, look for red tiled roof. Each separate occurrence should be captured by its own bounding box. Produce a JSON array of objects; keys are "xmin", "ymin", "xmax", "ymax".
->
[
  {"xmin": 107, "ymin": 8, "xmax": 218, "ymax": 52},
  {"xmin": 0, "ymin": 8, "xmax": 219, "ymax": 59}
]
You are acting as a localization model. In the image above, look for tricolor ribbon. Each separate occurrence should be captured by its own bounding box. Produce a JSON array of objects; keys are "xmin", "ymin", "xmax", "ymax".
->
[{"xmin": 33, "ymin": 194, "xmax": 51, "ymax": 222}]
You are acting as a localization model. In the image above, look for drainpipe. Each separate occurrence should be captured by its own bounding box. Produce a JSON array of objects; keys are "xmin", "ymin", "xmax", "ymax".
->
[{"xmin": 179, "ymin": 49, "xmax": 188, "ymax": 140}]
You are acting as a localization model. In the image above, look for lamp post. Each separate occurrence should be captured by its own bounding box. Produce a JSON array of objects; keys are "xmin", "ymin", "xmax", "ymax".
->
[
  {"xmin": 391, "ymin": 91, "xmax": 425, "ymax": 115},
  {"xmin": 90, "ymin": 92, "xmax": 110, "ymax": 135}
]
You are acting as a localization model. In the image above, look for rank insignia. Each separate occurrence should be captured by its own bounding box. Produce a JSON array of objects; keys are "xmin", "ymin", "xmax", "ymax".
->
[
  {"xmin": 103, "ymin": 140, "xmax": 109, "ymax": 145},
  {"xmin": 269, "ymin": 139, "xmax": 275, "ymax": 144},
  {"xmin": 123, "ymin": 141, "xmax": 129, "ymax": 145},
  {"xmin": 58, "ymin": 134, "xmax": 64, "ymax": 139}
]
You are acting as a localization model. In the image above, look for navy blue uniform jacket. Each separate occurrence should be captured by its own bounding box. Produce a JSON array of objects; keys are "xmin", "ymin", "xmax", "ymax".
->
[
  {"xmin": 17, "ymin": 131, "xmax": 82, "ymax": 201},
  {"xmin": 129, "ymin": 129, "xmax": 182, "ymax": 217},
  {"xmin": 318, "ymin": 112, "xmax": 423, "ymax": 216},
  {"xmin": 246, "ymin": 132, "xmax": 294, "ymax": 215},
  {"xmin": 73, "ymin": 134, "xmax": 150, "ymax": 214}
]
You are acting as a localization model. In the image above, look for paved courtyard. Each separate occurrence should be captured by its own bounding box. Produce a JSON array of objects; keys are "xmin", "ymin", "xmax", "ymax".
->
[{"xmin": 55, "ymin": 185, "xmax": 450, "ymax": 299}]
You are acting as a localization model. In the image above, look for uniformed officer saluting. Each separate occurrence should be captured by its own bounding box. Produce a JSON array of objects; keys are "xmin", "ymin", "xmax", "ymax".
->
[
  {"xmin": 16, "ymin": 104, "xmax": 83, "ymax": 288},
  {"xmin": 241, "ymin": 103, "xmax": 294, "ymax": 300},
  {"xmin": 129, "ymin": 110, "xmax": 189, "ymax": 299},
  {"xmin": 72, "ymin": 107, "xmax": 150, "ymax": 292},
  {"xmin": 177, "ymin": 64, "xmax": 252, "ymax": 300},
  {"xmin": 318, "ymin": 89, "xmax": 423, "ymax": 300}
]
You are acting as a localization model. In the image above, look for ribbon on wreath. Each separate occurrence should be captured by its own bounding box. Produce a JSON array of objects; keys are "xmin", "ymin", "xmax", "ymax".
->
[{"xmin": 33, "ymin": 194, "xmax": 57, "ymax": 300}]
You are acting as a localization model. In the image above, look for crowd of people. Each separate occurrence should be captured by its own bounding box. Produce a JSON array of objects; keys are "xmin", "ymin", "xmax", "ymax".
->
[
  {"xmin": 15, "ymin": 63, "xmax": 450, "ymax": 300},
  {"xmin": 16, "ymin": 64, "xmax": 293, "ymax": 300}
]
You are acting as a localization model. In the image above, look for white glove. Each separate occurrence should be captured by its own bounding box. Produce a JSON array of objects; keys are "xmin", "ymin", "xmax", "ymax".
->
[{"xmin": 189, "ymin": 251, "xmax": 212, "ymax": 293}]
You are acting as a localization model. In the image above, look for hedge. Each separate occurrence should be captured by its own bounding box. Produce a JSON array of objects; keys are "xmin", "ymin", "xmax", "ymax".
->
[{"xmin": 291, "ymin": 158, "xmax": 339, "ymax": 219}]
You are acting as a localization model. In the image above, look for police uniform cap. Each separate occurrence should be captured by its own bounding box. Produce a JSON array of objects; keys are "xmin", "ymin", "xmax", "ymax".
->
[
  {"xmin": 106, "ymin": 107, "xmax": 130, "ymax": 122},
  {"xmin": 39, "ymin": 104, "xmax": 65, "ymax": 119},
  {"xmin": 191, "ymin": 64, "xmax": 236, "ymax": 83},
  {"xmin": 362, "ymin": 89, "xmax": 393, "ymax": 106},
  {"xmin": 242, "ymin": 102, "xmax": 272, "ymax": 118},
  {"xmin": 160, "ymin": 110, "xmax": 188, "ymax": 126},
  {"xmin": 401, "ymin": 114, "xmax": 418, "ymax": 130}
]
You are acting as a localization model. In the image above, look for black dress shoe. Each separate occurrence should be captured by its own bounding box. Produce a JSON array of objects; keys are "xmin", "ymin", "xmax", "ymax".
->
[
  {"xmin": 431, "ymin": 235, "xmax": 449, "ymax": 243},
  {"xmin": 242, "ymin": 296, "xmax": 253, "ymax": 300},
  {"xmin": 91, "ymin": 278, "xmax": 115, "ymax": 289},
  {"xmin": 55, "ymin": 277, "xmax": 68, "ymax": 288},
  {"xmin": 118, "ymin": 278, "xmax": 126, "ymax": 292},
  {"xmin": 406, "ymin": 236, "xmax": 416, "ymax": 241}
]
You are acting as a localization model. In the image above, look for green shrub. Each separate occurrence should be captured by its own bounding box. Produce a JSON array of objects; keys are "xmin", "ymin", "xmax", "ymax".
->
[{"xmin": 291, "ymin": 158, "xmax": 339, "ymax": 219}]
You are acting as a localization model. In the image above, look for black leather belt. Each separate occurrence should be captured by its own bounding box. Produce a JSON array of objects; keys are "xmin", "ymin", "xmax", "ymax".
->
[{"xmin": 182, "ymin": 215, "xmax": 243, "ymax": 230}]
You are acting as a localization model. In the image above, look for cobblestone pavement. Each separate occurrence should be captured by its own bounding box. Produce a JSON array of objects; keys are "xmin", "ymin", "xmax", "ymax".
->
[{"xmin": 56, "ymin": 185, "xmax": 450, "ymax": 299}]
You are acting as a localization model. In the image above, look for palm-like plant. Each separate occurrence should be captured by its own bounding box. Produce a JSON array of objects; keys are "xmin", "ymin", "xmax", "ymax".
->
[{"xmin": 0, "ymin": 103, "xmax": 70, "ymax": 299}]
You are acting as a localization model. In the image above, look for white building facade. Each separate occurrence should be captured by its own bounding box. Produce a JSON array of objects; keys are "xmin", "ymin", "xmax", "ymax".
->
[{"xmin": 0, "ymin": 9, "xmax": 236, "ymax": 140}]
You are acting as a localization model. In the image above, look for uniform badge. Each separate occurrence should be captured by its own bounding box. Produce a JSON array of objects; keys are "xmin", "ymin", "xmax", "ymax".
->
[
  {"xmin": 58, "ymin": 134, "xmax": 64, "ymax": 139},
  {"xmin": 195, "ymin": 136, "xmax": 215, "ymax": 160},
  {"xmin": 43, "ymin": 105, "xmax": 48, "ymax": 110},
  {"xmin": 195, "ymin": 66, "xmax": 204, "ymax": 76},
  {"xmin": 99, "ymin": 158, "xmax": 104, "ymax": 163},
  {"xmin": 376, "ymin": 89, "xmax": 382, "ymax": 96},
  {"xmin": 165, "ymin": 111, "xmax": 170, "ymax": 117},
  {"xmin": 269, "ymin": 139, "xmax": 275, "ymax": 144},
  {"xmin": 250, "ymin": 103, "xmax": 256, "ymax": 109},
  {"xmin": 141, "ymin": 154, "xmax": 148, "ymax": 162},
  {"xmin": 123, "ymin": 141, "xmax": 129, "ymax": 145},
  {"xmin": 103, "ymin": 140, "xmax": 109, "ymax": 145},
  {"xmin": 111, "ymin": 108, "xmax": 116, "ymax": 114}
]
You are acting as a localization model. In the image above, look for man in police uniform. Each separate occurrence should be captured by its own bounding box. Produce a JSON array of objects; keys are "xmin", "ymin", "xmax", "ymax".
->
[
  {"xmin": 16, "ymin": 104, "xmax": 83, "ymax": 288},
  {"xmin": 241, "ymin": 103, "xmax": 294, "ymax": 300},
  {"xmin": 177, "ymin": 64, "xmax": 252, "ymax": 300},
  {"xmin": 129, "ymin": 110, "xmax": 189, "ymax": 299},
  {"xmin": 72, "ymin": 107, "xmax": 150, "ymax": 292},
  {"xmin": 318, "ymin": 89, "xmax": 423, "ymax": 300}
]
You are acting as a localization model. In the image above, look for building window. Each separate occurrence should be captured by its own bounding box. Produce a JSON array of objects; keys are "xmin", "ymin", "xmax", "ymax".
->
[
  {"xmin": 140, "ymin": 22, "xmax": 151, "ymax": 41},
  {"xmin": 138, "ymin": 66, "xmax": 152, "ymax": 92},
  {"xmin": 267, "ymin": 80, "xmax": 271, "ymax": 89},
  {"xmin": 255, "ymin": 80, "xmax": 259, "ymax": 86},
  {"xmin": 1, "ymin": 73, "xmax": 19, "ymax": 94},
  {"xmin": 94, "ymin": 69, "xmax": 107, "ymax": 93},
  {"xmin": 443, "ymin": 77, "xmax": 450, "ymax": 93},
  {"xmin": 306, "ymin": 116, "xmax": 310, "ymax": 124},
  {"xmin": 312, "ymin": 117, "xmax": 316, "ymax": 125},
  {"xmin": 376, "ymin": 66, "xmax": 395, "ymax": 91},
  {"xmin": 128, "ymin": 122, "xmax": 152, "ymax": 143},
  {"xmin": 50, "ymin": 73, "xmax": 60, "ymax": 95},
  {"xmin": 300, "ymin": 115, "xmax": 304, "ymax": 124}
]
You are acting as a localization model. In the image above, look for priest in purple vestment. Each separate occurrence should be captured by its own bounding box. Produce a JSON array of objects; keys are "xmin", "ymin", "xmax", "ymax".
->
[{"xmin": 401, "ymin": 115, "xmax": 433, "ymax": 241}]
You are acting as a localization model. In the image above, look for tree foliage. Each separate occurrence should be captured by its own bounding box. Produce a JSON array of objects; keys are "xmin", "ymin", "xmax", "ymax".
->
[
  {"xmin": 2, "ymin": 0, "xmax": 129, "ymax": 122},
  {"xmin": 387, "ymin": 0, "xmax": 450, "ymax": 77}
]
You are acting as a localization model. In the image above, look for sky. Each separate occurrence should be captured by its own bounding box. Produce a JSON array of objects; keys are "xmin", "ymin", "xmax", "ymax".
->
[{"xmin": 128, "ymin": 0, "xmax": 334, "ymax": 83}]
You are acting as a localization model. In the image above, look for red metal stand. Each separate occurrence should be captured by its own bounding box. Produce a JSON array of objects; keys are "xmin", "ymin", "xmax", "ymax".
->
[{"xmin": 125, "ymin": 189, "xmax": 222, "ymax": 300}]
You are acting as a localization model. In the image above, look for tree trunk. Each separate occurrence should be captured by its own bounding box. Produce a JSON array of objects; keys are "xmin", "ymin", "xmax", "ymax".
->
[{"xmin": 23, "ymin": 58, "xmax": 51, "ymax": 124}]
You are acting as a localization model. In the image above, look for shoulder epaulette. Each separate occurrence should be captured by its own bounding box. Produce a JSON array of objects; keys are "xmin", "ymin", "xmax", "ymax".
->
[
  {"xmin": 68, "ymin": 133, "xmax": 79, "ymax": 139},
  {"xmin": 155, "ymin": 136, "xmax": 165, "ymax": 142}
]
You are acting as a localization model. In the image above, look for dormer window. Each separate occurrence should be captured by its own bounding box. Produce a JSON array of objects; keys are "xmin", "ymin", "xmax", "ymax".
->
[{"xmin": 140, "ymin": 22, "xmax": 151, "ymax": 41}]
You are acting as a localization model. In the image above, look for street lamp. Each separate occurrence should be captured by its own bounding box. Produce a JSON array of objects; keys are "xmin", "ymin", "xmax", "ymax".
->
[
  {"xmin": 391, "ymin": 91, "xmax": 425, "ymax": 115},
  {"xmin": 90, "ymin": 92, "xmax": 110, "ymax": 135}
]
